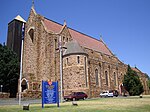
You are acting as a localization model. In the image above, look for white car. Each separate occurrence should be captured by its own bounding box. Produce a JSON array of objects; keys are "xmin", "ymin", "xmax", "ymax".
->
[{"xmin": 100, "ymin": 91, "xmax": 113, "ymax": 97}]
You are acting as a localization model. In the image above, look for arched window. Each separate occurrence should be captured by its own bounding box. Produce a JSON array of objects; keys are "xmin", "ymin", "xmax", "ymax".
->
[
  {"xmin": 28, "ymin": 28, "xmax": 34, "ymax": 42},
  {"xmin": 114, "ymin": 72, "xmax": 116, "ymax": 86},
  {"xmin": 66, "ymin": 58, "xmax": 68, "ymax": 65},
  {"xmin": 55, "ymin": 39, "xmax": 57, "ymax": 50},
  {"xmin": 105, "ymin": 71, "xmax": 108, "ymax": 86},
  {"xmin": 21, "ymin": 79, "xmax": 28, "ymax": 92},
  {"xmin": 63, "ymin": 36, "xmax": 65, "ymax": 42},
  {"xmin": 95, "ymin": 69, "xmax": 99, "ymax": 85},
  {"xmin": 84, "ymin": 57, "xmax": 87, "ymax": 87}
]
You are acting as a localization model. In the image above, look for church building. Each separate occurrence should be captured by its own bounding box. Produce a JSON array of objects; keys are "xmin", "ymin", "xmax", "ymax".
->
[{"xmin": 20, "ymin": 7, "xmax": 149, "ymax": 98}]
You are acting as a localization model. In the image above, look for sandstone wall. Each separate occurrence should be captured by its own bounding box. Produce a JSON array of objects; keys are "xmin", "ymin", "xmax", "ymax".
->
[{"xmin": 21, "ymin": 8, "xmax": 149, "ymax": 98}]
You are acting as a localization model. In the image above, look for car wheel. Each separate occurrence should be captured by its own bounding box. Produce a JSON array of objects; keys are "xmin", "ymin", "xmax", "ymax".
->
[
  {"xmin": 83, "ymin": 97, "xmax": 86, "ymax": 100},
  {"xmin": 73, "ymin": 98, "xmax": 76, "ymax": 101}
]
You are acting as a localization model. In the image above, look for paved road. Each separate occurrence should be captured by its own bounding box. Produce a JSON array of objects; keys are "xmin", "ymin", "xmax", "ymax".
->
[
  {"xmin": 0, "ymin": 96, "xmax": 128, "ymax": 105},
  {"xmin": 0, "ymin": 98, "xmax": 41, "ymax": 105}
]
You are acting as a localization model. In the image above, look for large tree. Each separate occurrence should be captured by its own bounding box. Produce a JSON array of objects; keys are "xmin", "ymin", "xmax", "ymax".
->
[
  {"xmin": 123, "ymin": 65, "xmax": 144, "ymax": 96},
  {"xmin": 0, "ymin": 43, "xmax": 19, "ymax": 97}
]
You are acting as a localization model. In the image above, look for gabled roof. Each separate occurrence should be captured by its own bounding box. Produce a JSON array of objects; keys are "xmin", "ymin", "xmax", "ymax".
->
[{"xmin": 43, "ymin": 17, "xmax": 113, "ymax": 56}]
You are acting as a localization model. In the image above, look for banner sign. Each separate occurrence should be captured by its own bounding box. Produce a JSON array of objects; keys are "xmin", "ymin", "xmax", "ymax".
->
[{"xmin": 42, "ymin": 80, "xmax": 59, "ymax": 108}]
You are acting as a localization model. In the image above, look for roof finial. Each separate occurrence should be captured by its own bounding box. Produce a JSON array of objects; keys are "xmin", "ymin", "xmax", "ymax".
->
[
  {"xmin": 32, "ymin": 0, "xmax": 34, "ymax": 8},
  {"xmin": 100, "ymin": 34, "xmax": 103, "ymax": 42},
  {"xmin": 64, "ymin": 20, "xmax": 67, "ymax": 26}
]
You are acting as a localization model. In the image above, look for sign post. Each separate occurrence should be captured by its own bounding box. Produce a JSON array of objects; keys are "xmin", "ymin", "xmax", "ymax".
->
[{"xmin": 42, "ymin": 80, "xmax": 59, "ymax": 108}]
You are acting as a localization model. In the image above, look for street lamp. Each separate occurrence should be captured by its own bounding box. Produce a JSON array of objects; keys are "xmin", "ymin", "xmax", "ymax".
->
[
  {"xmin": 0, "ymin": 85, "xmax": 3, "ymax": 93},
  {"xmin": 58, "ymin": 36, "xmax": 67, "ymax": 103},
  {"xmin": 59, "ymin": 36, "xmax": 63, "ymax": 103}
]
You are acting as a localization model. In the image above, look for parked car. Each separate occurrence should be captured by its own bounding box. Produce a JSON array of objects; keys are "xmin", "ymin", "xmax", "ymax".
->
[
  {"xmin": 64, "ymin": 92, "xmax": 88, "ymax": 101},
  {"xmin": 100, "ymin": 91, "xmax": 113, "ymax": 97},
  {"xmin": 109, "ymin": 90, "xmax": 119, "ymax": 97}
]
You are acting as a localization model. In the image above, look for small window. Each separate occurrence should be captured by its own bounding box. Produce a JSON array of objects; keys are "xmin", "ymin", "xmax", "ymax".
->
[
  {"xmin": 55, "ymin": 39, "xmax": 57, "ymax": 50},
  {"xmin": 95, "ymin": 69, "xmax": 99, "ymax": 85},
  {"xmin": 114, "ymin": 72, "xmax": 116, "ymax": 86},
  {"xmin": 66, "ymin": 58, "xmax": 68, "ymax": 65},
  {"xmin": 77, "ymin": 56, "xmax": 80, "ymax": 64},
  {"xmin": 105, "ymin": 71, "xmax": 108, "ymax": 86},
  {"xmin": 67, "ymin": 38, "xmax": 68, "ymax": 42}
]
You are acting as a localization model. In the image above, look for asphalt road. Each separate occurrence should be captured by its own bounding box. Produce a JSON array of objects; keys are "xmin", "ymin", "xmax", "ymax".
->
[{"xmin": 0, "ymin": 98, "xmax": 41, "ymax": 105}]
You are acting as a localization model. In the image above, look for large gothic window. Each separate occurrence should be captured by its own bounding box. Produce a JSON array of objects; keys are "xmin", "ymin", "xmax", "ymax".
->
[
  {"xmin": 105, "ymin": 71, "xmax": 108, "ymax": 86},
  {"xmin": 95, "ymin": 69, "xmax": 99, "ymax": 85},
  {"xmin": 28, "ymin": 28, "xmax": 34, "ymax": 42}
]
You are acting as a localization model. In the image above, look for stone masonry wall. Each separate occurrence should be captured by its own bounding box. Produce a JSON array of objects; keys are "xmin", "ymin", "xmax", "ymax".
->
[
  {"xmin": 63, "ymin": 55, "xmax": 89, "ymax": 96},
  {"xmin": 22, "ymin": 8, "xmax": 149, "ymax": 98}
]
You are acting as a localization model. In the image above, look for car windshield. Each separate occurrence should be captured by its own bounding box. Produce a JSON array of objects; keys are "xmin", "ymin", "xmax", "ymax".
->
[
  {"xmin": 109, "ymin": 90, "xmax": 113, "ymax": 93},
  {"xmin": 70, "ymin": 92, "xmax": 76, "ymax": 95}
]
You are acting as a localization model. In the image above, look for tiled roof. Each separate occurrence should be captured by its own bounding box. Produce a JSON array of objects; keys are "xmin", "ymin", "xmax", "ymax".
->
[
  {"xmin": 63, "ymin": 40, "xmax": 87, "ymax": 56},
  {"xmin": 131, "ymin": 67, "xmax": 142, "ymax": 73},
  {"xmin": 44, "ymin": 18, "xmax": 62, "ymax": 33},
  {"xmin": 43, "ymin": 18, "xmax": 113, "ymax": 56}
]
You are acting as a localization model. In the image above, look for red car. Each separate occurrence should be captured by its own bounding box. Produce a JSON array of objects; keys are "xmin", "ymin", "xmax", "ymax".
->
[{"xmin": 64, "ymin": 92, "xmax": 88, "ymax": 101}]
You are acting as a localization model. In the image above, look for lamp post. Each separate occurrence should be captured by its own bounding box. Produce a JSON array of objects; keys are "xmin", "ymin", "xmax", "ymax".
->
[
  {"xmin": 0, "ymin": 85, "xmax": 3, "ymax": 93},
  {"xmin": 59, "ymin": 36, "xmax": 63, "ymax": 103},
  {"xmin": 58, "ymin": 35, "xmax": 67, "ymax": 103},
  {"xmin": 19, "ymin": 23, "xmax": 25, "ymax": 105}
]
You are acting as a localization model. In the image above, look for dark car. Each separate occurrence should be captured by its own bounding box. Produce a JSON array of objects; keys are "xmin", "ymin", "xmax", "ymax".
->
[
  {"xmin": 109, "ymin": 90, "xmax": 119, "ymax": 97},
  {"xmin": 64, "ymin": 92, "xmax": 88, "ymax": 101}
]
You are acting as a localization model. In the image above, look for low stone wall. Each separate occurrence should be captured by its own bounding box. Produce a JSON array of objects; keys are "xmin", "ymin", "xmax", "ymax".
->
[
  {"xmin": 0, "ymin": 92, "xmax": 10, "ymax": 98},
  {"xmin": 17, "ymin": 90, "xmax": 42, "ymax": 99}
]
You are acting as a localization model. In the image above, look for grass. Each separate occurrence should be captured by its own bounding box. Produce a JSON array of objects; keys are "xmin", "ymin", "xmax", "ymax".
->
[{"xmin": 0, "ymin": 95, "xmax": 150, "ymax": 112}]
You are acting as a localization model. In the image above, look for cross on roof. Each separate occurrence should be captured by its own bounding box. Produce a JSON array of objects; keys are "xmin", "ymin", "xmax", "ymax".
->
[{"xmin": 32, "ymin": 0, "xmax": 34, "ymax": 8}]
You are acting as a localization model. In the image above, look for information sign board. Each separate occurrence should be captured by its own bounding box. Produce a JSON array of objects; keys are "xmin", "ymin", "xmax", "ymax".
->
[{"xmin": 42, "ymin": 81, "xmax": 59, "ymax": 108}]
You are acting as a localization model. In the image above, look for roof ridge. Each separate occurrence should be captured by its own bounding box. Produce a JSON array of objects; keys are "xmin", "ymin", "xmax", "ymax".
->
[
  {"xmin": 44, "ymin": 17, "xmax": 103, "ymax": 43},
  {"xmin": 43, "ymin": 16, "xmax": 112, "ymax": 56},
  {"xmin": 100, "ymin": 38, "xmax": 114, "ymax": 56}
]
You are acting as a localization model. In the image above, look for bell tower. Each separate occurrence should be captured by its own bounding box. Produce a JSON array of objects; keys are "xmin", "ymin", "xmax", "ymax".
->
[{"xmin": 6, "ymin": 15, "xmax": 26, "ymax": 61}]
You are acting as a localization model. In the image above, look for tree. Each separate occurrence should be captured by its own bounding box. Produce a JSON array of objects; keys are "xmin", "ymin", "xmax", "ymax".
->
[
  {"xmin": 123, "ymin": 65, "xmax": 144, "ymax": 96},
  {"xmin": 145, "ymin": 74, "xmax": 150, "ymax": 89},
  {"xmin": 0, "ymin": 43, "xmax": 19, "ymax": 97}
]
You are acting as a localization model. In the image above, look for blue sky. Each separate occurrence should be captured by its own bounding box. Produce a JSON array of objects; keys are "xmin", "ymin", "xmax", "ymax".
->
[{"xmin": 0, "ymin": 0, "xmax": 150, "ymax": 76}]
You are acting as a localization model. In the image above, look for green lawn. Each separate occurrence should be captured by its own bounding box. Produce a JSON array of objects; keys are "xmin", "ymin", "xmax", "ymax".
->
[{"xmin": 0, "ymin": 95, "xmax": 150, "ymax": 112}]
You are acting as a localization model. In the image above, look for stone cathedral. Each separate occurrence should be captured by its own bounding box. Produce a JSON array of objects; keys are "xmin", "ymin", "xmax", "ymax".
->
[{"xmin": 20, "ymin": 7, "xmax": 149, "ymax": 98}]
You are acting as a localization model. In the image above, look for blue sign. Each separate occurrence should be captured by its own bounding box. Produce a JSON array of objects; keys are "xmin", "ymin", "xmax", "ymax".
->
[{"xmin": 42, "ymin": 81, "xmax": 59, "ymax": 108}]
